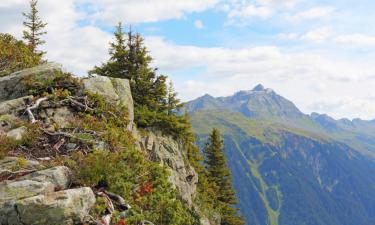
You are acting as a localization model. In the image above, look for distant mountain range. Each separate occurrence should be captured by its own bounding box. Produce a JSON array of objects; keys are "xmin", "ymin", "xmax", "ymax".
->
[{"xmin": 186, "ymin": 85, "xmax": 375, "ymax": 225}]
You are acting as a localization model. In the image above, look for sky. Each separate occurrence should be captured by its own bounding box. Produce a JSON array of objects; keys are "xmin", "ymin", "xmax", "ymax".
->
[{"xmin": 1, "ymin": 0, "xmax": 375, "ymax": 120}]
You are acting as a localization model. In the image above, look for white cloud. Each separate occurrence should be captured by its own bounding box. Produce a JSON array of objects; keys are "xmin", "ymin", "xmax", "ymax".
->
[
  {"xmin": 335, "ymin": 34, "xmax": 375, "ymax": 46},
  {"xmin": 257, "ymin": 0, "xmax": 302, "ymax": 9},
  {"xmin": 1, "ymin": 0, "xmax": 375, "ymax": 119},
  {"xmin": 228, "ymin": 4, "xmax": 273, "ymax": 19},
  {"xmin": 79, "ymin": 0, "xmax": 219, "ymax": 24},
  {"xmin": 194, "ymin": 20, "xmax": 204, "ymax": 29},
  {"xmin": 278, "ymin": 27, "xmax": 333, "ymax": 43},
  {"xmin": 287, "ymin": 6, "xmax": 334, "ymax": 23},
  {"xmin": 301, "ymin": 27, "xmax": 333, "ymax": 42},
  {"xmin": 145, "ymin": 36, "xmax": 375, "ymax": 119}
]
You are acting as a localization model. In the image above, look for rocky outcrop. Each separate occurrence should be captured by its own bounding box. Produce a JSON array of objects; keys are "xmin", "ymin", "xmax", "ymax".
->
[
  {"xmin": 14, "ymin": 187, "xmax": 95, "ymax": 225},
  {"xmin": 0, "ymin": 96, "xmax": 33, "ymax": 115},
  {"xmin": 0, "ymin": 63, "xmax": 62, "ymax": 102},
  {"xmin": 83, "ymin": 75, "xmax": 134, "ymax": 122},
  {"xmin": 0, "ymin": 157, "xmax": 95, "ymax": 225},
  {"xmin": 0, "ymin": 65, "xmax": 207, "ymax": 224},
  {"xmin": 139, "ymin": 131, "xmax": 198, "ymax": 207}
]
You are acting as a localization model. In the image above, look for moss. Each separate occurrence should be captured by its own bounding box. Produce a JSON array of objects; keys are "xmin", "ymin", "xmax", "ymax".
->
[
  {"xmin": 0, "ymin": 135, "xmax": 20, "ymax": 159},
  {"xmin": 14, "ymin": 157, "xmax": 29, "ymax": 169},
  {"xmin": 0, "ymin": 123, "xmax": 42, "ymax": 159},
  {"xmin": 22, "ymin": 70, "xmax": 82, "ymax": 97}
]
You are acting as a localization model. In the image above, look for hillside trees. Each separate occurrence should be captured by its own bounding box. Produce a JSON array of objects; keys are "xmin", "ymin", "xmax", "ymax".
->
[
  {"xmin": 204, "ymin": 128, "xmax": 245, "ymax": 225},
  {"xmin": 0, "ymin": 0, "xmax": 46, "ymax": 76},
  {"xmin": 0, "ymin": 34, "xmax": 41, "ymax": 76},
  {"xmin": 89, "ymin": 23, "xmax": 189, "ymax": 137},
  {"xmin": 22, "ymin": 0, "xmax": 47, "ymax": 57}
]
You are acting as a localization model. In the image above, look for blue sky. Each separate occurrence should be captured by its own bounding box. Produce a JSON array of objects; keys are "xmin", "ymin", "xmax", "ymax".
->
[{"xmin": 1, "ymin": 0, "xmax": 375, "ymax": 119}]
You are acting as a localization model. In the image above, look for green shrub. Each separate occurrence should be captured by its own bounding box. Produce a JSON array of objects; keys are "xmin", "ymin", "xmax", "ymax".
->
[
  {"xmin": 0, "ymin": 33, "xmax": 41, "ymax": 77},
  {"xmin": 0, "ymin": 123, "xmax": 42, "ymax": 159},
  {"xmin": 0, "ymin": 135, "xmax": 20, "ymax": 159},
  {"xmin": 70, "ymin": 149, "xmax": 198, "ymax": 225},
  {"xmin": 22, "ymin": 70, "xmax": 82, "ymax": 96}
]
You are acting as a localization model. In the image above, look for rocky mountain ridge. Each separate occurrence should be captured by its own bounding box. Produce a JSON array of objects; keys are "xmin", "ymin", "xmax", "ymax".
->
[
  {"xmin": 187, "ymin": 85, "xmax": 375, "ymax": 225},
  {"xmin": 186, "ymin": 84, "xmax": 375, "ymax": 157},
  {"xmin": 0, "ymin": 64, "xmax": 207, "ymax": 225}
]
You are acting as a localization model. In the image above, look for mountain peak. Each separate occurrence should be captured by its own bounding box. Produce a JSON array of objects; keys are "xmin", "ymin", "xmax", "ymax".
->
[{"xmin": 252, "ymin": 84, "xmax": 265, "ymax": 91}]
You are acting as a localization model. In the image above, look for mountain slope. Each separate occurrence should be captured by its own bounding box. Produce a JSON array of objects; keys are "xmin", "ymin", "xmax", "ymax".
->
[
  {"xmin": 187, "ymin": 85, "xmax": 375, "ymax": 225},
  {"xmin": 187, "ymin": 85, "xmax": 375, "ymax": 157}
]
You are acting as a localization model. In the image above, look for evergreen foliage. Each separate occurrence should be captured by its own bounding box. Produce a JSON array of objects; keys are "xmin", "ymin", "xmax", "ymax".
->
[
  {"xmin": 204, "ymin": 128, "xmax": 245, "ymax": 225},
  {"xmin": 167, "ymin": 81, "xmax": 184, "ymax": 115},
  {"xmin": 0, "ymin": 33, "xmax": 41, "ymax": 76},
  {"xmin": 64, "ymin": 91, "xmax": 199, "ymax": 224},
  {"xmin": 89, "ymin": 23, "xmax": 188, "ymax": 138},
  {"xmin": 22, "ymin": 0, "xmax": 47, "ymax": 57}
]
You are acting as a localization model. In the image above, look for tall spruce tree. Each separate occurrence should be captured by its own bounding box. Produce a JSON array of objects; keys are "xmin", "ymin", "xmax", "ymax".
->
[
  {"xmin": 204, "ymin": 128, "xmax": 245, "ymax": 225},
  {"xmin": 22, "ymin": 0, "xmax": 47, "ymax": 57},
  {"xmin": 89, "ymin": 22, "xmax": 129, "ymax": 79},
  {"xmin": 166, "ymin": 81, "xmax": 183, "ymax": 115},
  {"xmin": 90, "ymin": 24, "xmax": 176, "ymax": 119}
]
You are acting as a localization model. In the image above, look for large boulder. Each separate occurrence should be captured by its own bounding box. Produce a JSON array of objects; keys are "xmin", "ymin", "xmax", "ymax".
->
[
  {"xmin": 0, "ymin": 180, "xmax": 55, "ymax": 204},
  {"xmin": 83, "ymin": 76, "xmax": 134, "ymax": 122},
  {"xmin": 0, "ymin": 63, "xmax": 62, "ymax": 102},
  {"xmin": 0, "ymin": 96, "xmax": 33, "ymax": 115},
  {"xmin": 16, "ymin": 166, "xmax": 72, "ymax": 191},
  {"xmin": 139, "ymin": 131, "xmax": 198, "ymax": 206},
  {"xmin": 0, "ymin": 158, "xmax": 94, "ymax": 225},
  {"xmin": 3, "ymin": 187, "xmax": 95, "ymax": 225},
  {"xmin": 5, "ymin": 126, "xmax": 27, "ymax": 141},
  {"xmin": 0, "ymin": 166, "xmax": 71, "ymax": 206},
  {"xmin": 0, "ymin": 157, "xmax": 40, "ymax": 172}
]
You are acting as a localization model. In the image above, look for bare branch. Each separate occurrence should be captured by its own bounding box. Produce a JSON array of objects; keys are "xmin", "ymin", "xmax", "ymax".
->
[{"xmin": 26, "ymin": 97, "xmax": 48, "ymax": 123}]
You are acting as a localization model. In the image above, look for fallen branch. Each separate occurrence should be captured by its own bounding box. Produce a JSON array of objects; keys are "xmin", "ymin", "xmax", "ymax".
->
[
  {"xmin": 42, "ymin": 129, "xmax": 97, "ymax": 144},
  {"xmin": 26, "ymin": 97, "xmax": 48, "ymax": 123},
  {"xmin": 68, "ymin": 97, "xmax": 93, "ymax": 112},
  {"xmin": 97, "ymin": 191, "xmax": 115, "ymax": 225},
  {"xmin": 104, "ymin": 190, "xmax": 131, "ymax": 211}
]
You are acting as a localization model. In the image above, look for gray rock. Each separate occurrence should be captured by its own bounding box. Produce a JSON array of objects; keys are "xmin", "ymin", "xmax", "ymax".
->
[
  {"xmin": 16, "ymin": 166, "xmax": 72, "ymax": 191},
  {"xmin": 200, "ymin": 217, "xmax": 211, "ymax": 225},
  {"xmin": 0, "ymin": 114, "xmax": 22, "ymax": 134},
  {"xmin": 95, "ymin": 141, "xmax": 107, "ymax": 151},
  {"xmin": 139, "ymin": 131, "xmax": 198, "ymax": 206},
  {"xmin": 83, "ymin": 76, "xmax": 134, "ymax": 123},
  {"xmin": 0, "ymin": 157, "xmax": 40, "ymax": 172},
  {"xmin": 5, "ymin": 187, "xmax": 95, "ymax": 225},
  {"xmin": 45, "ymin": 106, "xmax": 75, "ymax": 128},
  {"xmin": 0, "ymin": 180, "xmax": 55, "ymax": 204},
  {"xmin": 6, "ymin": 126, "xmax": 27, "ymax": 141},
  {"xmin": 110, "ymin": 78, "xmax": 134, "ymax": 121},
  {"xmin": 66, "ymin": 143, "xmax": 77, "ymax": 150},
  {"xmin": 0, "ymin": 96, "xmax": 33, "ymax": 115},
  {"xmin": 0, "ymin": 63, "xmax": 62, "ymax": 102}
]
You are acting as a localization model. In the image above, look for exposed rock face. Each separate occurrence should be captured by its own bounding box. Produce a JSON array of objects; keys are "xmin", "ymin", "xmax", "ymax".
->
[
  {"xmin": 139, "ymin": 131, "xmax": 198, "ymax": 207},
  {"xmin": 5, "ymin": 126, "xmax": 27, "ymax": 140},
  {"xmin": 0, "ymin": 96, "xmax": 33, "ymax": 115},
  {"xmin": 83, "ymin": 75, "xmax": 134, "ymax": 122},
  {"xmin": 0, "ymin": 65, "xmax": 207, "ymax": 224},
  {"xmin": 15, "ymin": 187, "xmax": 95, "ymax": 225},
  {"xmin": 0, "ymin": 63, "xmax": 62, "ymax": 102},
  {"xmin": 0, "ymin": 158, "xmax": 95, "ymax": 225}
]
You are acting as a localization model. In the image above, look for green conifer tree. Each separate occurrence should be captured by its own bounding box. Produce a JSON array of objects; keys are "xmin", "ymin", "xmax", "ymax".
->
[
  {"xmin": 204, "ymin": 128, "xmax": 245, "ymax": 225},
  {"xmin": 90, "ymin": 23, "xmax": 192, "ymax": 136},
  {"xmin": 89, "ymin": 22, "xmax": 129, "ymax": 79},
  {"xmin": 22, "ymin": 0, "xmax": 47, "ymax": 57},
  {"xmin": 166, "ymin": 81, "xmax": 183, "ymax": 115}
]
